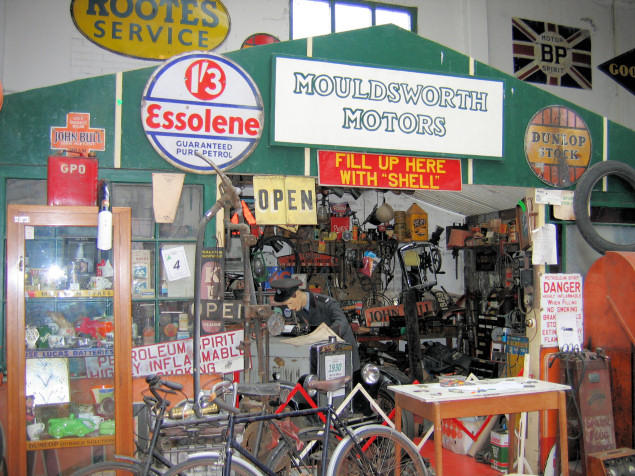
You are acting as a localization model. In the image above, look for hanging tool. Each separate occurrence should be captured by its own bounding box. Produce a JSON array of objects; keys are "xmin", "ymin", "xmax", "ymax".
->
[
  {"xmin": 452, "ymin": 248, "xmax": 460, "ymax": 279},
  {"xmin": 326, "ymin": 274, "xmax": 333, "ymax": 297},
  {"xmin": 341, "ymin": 242, "xmax": 347, "ymax": 289}
]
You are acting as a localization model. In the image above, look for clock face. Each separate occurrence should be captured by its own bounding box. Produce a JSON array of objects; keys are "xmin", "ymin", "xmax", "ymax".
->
[{"xmin": 25, "ymin": 326, "xmax": 40, "ymax": 348}]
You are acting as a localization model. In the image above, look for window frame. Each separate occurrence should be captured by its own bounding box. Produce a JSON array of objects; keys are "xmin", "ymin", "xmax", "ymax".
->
[{"xmin": 290, "ymin": 0, "xmax": 418, "ymax": 39}]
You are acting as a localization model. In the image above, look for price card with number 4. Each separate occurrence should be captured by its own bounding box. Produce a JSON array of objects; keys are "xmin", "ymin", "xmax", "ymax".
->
[{"xmin": 161, "ymin": 246, "xmax": 191, "ymax": 281}]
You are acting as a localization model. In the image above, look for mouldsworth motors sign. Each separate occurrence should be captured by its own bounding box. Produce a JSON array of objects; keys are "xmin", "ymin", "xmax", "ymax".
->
[{"xmin": 272, "ymin": 56, "xmax": 504, "ymax": 158}]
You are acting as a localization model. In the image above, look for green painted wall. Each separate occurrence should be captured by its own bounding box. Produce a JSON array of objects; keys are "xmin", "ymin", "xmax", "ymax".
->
[
  {"xmin": 0, "ymin": 24, "xmax": 633, "ymax": 373},
  {"xmin": 0, "ymin": 24, "xmax": 633, "ymax": 187}
]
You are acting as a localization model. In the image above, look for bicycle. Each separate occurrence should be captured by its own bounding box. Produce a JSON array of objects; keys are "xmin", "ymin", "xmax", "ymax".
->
[
  {"xmin": 397, "ymin": 241, "xmax": 443, "ymax": 293},
  {"xmin": 165, "ymin": 374, "xmax": 428, "ymax": 476},
  {"xmin": 69, "ymin": 374, "xmax": 235, "ymax": 475},
  {"xmin": 71, "ymin": 373, "xmax": 428, "ymax": 475}
]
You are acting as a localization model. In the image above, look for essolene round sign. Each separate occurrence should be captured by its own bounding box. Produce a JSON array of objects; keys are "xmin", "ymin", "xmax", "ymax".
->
[{"xmin": 142, "ymin": 52, "xmax": 264, "ymax": 173}]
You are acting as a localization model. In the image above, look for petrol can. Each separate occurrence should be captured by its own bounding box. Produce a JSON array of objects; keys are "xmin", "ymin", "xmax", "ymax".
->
[
  {"xmin": 394, "ymin": 211, "xmax": 407, "ymax": 241},
  {"xmin": 490, "ymin": 428, "xmax": 509, "ymax": 473},
  {"xmin": 406, "ymin": 203, "xmax": 428, "ymax": 241}
]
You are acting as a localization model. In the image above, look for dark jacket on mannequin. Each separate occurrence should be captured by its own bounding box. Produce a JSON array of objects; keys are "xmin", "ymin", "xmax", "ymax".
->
[{"xmin": 297, "ymin": 291, "xmax": 361, "ymax": 371}]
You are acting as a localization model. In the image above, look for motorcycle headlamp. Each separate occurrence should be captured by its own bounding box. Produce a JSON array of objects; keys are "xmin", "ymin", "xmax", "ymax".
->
[
  {"xmin": 361, "ymin": 363, "xmax": 380, "ymax": 385},
  {"xmin": 301, "ymin": 374, "xmax": 318, "ymax": 398}
]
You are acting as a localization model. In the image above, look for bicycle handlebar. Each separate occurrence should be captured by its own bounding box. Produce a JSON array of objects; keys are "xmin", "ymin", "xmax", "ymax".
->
[
  {"xmin": 145, "ymin": 373, "xmax": 183, "ymax": 405},
  {"xmin": 207, "ymin": 391, "xmax": 240, "ymax": 414}
]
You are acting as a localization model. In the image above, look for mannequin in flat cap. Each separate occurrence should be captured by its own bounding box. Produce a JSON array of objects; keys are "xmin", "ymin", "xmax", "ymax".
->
[{"xmin": 271, "ymin": 278, "xmax": 361, "ymax": 371}]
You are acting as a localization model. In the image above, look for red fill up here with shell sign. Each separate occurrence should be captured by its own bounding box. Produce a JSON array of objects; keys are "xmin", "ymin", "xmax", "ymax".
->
[{"xmin": 318, "ymin": 151, "xmax": 462, "ymax": 191}]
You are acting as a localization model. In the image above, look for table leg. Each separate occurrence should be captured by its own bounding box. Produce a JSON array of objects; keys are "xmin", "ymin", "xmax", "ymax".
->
[
  {"xmin": 395, "ymin": 405, "xmax": 402, "ymax": 433},
  {"xmin": 508, "ymin": 413, "xmax": 517, "ymax": 474},
  {"xmin": 433, "ymin": 403, "xmax": 443, "ymax": 476},
  {"xmin": 558, "ymin": 391, "xmax": 569, "ymax": 476}
]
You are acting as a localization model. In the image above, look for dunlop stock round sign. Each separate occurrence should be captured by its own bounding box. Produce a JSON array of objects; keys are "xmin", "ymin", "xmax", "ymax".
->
[
  {"xmin": 70, "ymin": 0, "xmax": 230, "ymax": 60},
  {"xmin": 141, "ymin": 52, "xmax": 264, "ymax": 173},
  {"xmin": 524, "ymin": 106, "xmax": 591, "ymax": 188}
]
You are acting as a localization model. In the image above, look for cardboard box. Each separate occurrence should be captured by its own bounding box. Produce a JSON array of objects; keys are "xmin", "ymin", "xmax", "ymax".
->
[
  {"xmin": 330, "ymin": 216, "xmax": 349, "ymax": 239},
  {"xmin": 406, "ymin": 203, "xmax": 428, "ymax": 241},
  {"xmin": 441, "ymin": 416, "xmax": 487, "ymax": 455},
  {"xmin": 132, "ymin": 250, "xmax": 151, "ymax": 297}
]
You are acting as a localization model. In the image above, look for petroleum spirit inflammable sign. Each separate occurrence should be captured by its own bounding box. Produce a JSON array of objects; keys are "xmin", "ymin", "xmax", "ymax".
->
[
  {"xmin": 318, "ymin": 151, "xmax": 461, "ymax": 191},
  {"xmin": 273, "ymin": 55, "xmax": 504, "ymax": 159},
  {"xmin": 142, "ymin": 52, "xmax": 264, "ymax": 173},
  {"xmin": 130, "ymin": 329, "xmax": 244, "ymax": 377},
  {"xmin": 540, "ymin": 273, "xmax": 583, "ymax": 347},
  {"xmin": 70, "ymin": 0, "xmax": 230, "ymax": 60}
]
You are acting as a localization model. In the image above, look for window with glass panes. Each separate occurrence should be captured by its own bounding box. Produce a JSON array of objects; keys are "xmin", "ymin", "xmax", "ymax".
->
[
  {"xmin": 111, "ymin": 183, "xmax": 204, "ymax": 348},
  {"xmin": 291, "ymin": 0, "xmax": 416, "ymax": 39}
]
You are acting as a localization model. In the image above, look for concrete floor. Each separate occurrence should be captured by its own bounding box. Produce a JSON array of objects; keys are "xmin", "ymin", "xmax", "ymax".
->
[{"xmin": 418, "ymin": 439, "xmax": 506, "ymax": 475}]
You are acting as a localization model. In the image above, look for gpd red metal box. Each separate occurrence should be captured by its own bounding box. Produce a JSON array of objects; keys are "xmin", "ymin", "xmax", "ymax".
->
[{"xmin": 47, "ymin": 156, "xmax": 98, "ymax": 206}]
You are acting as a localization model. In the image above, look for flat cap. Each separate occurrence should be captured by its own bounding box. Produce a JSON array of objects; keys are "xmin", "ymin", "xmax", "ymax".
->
[{"xmin": 270, "ymin": 277, "xmax": 302, "ymax": 303}]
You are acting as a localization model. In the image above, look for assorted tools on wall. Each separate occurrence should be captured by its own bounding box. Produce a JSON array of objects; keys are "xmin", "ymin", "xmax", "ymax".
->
[{"xmin": 222, "ymin": 178, "xmax": 533, "ymax": 388}]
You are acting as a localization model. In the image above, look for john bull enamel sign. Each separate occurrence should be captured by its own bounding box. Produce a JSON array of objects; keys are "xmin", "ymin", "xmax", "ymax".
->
[{"xmin": 142, "ymin": 52, "xmax": 264, "ymax": 173}]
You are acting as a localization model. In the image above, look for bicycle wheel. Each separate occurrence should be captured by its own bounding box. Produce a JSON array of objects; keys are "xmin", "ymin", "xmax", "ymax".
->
[
  {"xmin": 328, "ymin": 424, "xmax": 429, "ymax": 476},
  {"xmin": 266, "ymin": 427, "xmax": 341, "ymax": 475},
  {"xmin": 70, "ymin": 460, "xmax": 156, "ymax": 475},
  {"xmin": 164, "ymin": 453, "xmax": 260, "ymax": 476},
  {"xmin": 430, "ymin": 247, "xmax": 442, "ymax": 274}
]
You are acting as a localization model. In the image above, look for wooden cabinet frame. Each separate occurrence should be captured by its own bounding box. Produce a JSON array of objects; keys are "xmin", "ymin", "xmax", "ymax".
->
[{"xmin": 6, "ymin": 205, "xmax": 133, "ymax": 475}]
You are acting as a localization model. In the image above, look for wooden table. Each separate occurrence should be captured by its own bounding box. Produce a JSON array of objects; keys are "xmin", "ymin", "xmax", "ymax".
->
[{"xmin": 390, "ymin": 377, "xmax": 570, "ymax": 476}]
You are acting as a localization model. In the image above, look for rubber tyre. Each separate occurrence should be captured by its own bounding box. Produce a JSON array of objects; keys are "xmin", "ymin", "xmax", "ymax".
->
[
  {"xmin": 430, "ymin": 247, "xmax": 442, "ymax": 274},
  {"xmin": 70, "ymin": 461, "xmax": 156, "ymax": 475},
  {"xmin": 164, "ymin": 454, "xmax": 260, "ymax": 476},
  {"xmin": 377, "ymin": 384, "xmax": 415, "ymax": 440},
  {"xmin": 266, "ymin": 427, "xmax": 341, "ymax": 475},
  {"xmin": 573, "ymin": 160, "xmax": 635, "ymax": 254},
  {"xmin": 327, "ymin": 424, "xmax": 429, "ymax": 476}
]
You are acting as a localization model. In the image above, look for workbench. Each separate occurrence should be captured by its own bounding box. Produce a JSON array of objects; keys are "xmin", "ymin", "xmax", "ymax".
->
[{"xmin": 390, "ymin": 377, "xmax": 571, "ymax": 476}]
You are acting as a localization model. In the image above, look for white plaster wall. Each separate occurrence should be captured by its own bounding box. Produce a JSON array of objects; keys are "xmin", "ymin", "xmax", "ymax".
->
[
  {"xmin": 485, "ymin": 0, "xmax": 635, "ymax": 135},
  {"xmin": 1, "ymin": 0, "xmax": 633, "ymax": 130}
]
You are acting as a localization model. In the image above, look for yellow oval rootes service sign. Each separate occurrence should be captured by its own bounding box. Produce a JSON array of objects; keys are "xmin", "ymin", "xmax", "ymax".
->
[{"xmin": 71, "ymin": 0, "xmax": 230, "ymax": 60}]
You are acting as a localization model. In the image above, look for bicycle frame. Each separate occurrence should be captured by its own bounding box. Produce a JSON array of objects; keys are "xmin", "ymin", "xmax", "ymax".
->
[
  {"xmin": 397, "ymin": 241, "xmax": 440, "ymax": 291},
  {"xmin": 90, "ymin": 371, "xmax": 395, "ymax": 476},
  {"xmin": 224, "ymin": 406, "xmax": 336, "ymax": 476}
]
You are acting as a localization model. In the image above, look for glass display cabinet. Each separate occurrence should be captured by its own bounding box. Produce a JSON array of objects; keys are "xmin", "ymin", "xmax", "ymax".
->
[{"xmin": 6, "ymin": 205, "xmax": 133, "ymax": 475}]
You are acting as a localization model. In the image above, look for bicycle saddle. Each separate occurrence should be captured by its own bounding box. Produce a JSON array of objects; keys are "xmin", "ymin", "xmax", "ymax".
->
[{"xmin": 305, "ymin": 375, "xmax": 351, "ymax": 393}]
